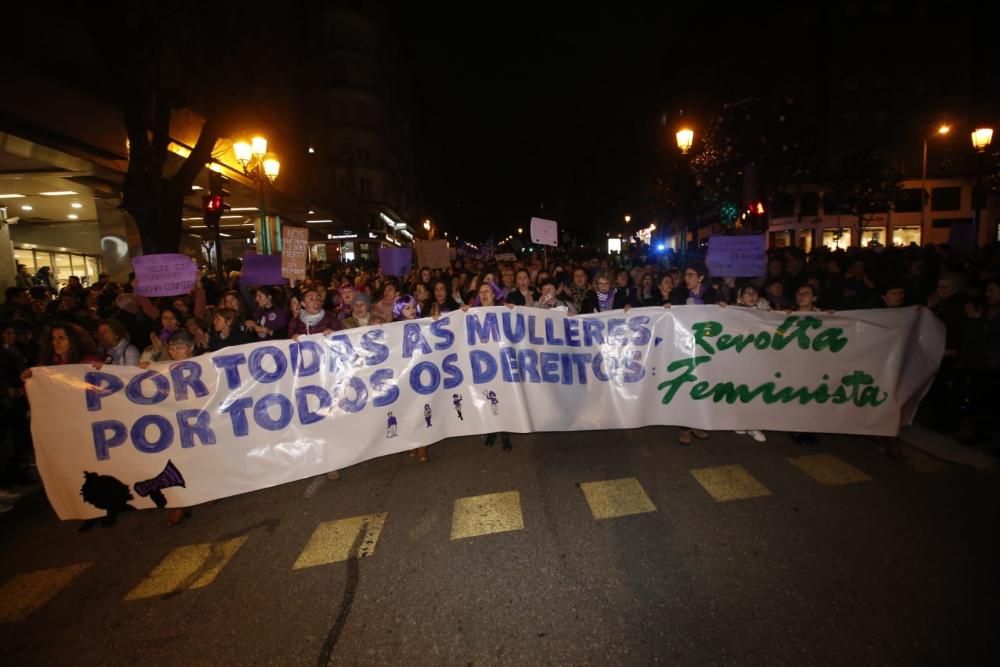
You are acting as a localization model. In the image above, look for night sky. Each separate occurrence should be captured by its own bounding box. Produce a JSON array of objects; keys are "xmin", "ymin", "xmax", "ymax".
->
[
  {"xmin": 394, "ymin": 1, "xmax": 998, "ymax": 243},
  {"xmin": 395, "ymin": 5, "xmax": 678, "ymax": 241}
]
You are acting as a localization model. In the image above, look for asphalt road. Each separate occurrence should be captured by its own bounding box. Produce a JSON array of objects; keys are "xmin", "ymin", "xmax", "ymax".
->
[{"xmin": 1, "ymin": 427, "xmax": 998, "ymax": 666}]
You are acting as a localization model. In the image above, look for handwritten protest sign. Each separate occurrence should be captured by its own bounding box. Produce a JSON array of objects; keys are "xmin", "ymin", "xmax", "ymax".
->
[
  {"xmin": 27, "ymin": 306, "xmax": 944, "ymax": 519},
  {"xmin": 378, "ymin": 247, "xmax": 413, "ymax": 278},
  {"xmin": 280, "ymin": 226, "xmax": 309, "ymax": 280},
  {"xmin": 530, "ymin": 217, "xmax": 559, "ymax": 247},
  {"xmin": 241, "ymin": 253, "xmax": 284, "ymax": 285},
  {"xmin": 706, "ymin": 235, "xmax": 767, "ymax": 277},
  {"xmin": 414, "ymin": 239, "xmax": 451, "ymax": 269},
  {"xmin": 132, "ymin": 254, "xmax": 197, "ymax": 297}
]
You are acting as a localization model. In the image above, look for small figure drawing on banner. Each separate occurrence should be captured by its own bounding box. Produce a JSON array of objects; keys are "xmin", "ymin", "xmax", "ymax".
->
[
  {"xmin": 386, "ymin": 412, "xmax": 398, "ymax": 438},
  {"xmin": 79, "ymin": 471, "xmax": 134, "ymax": 528},
  {"xmin": 484, "ymin": 390, "xmax": 499, "ymax": 415},
  {"xmin": 453, "ymin": 393, "xmax": 464, "ymax": 420},
  {"xmin": 424, "ymin": 404, "xmax": 433, "ymax": 427}
]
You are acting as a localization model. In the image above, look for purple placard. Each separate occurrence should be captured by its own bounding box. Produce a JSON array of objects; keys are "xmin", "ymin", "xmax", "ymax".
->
[
  {"xmin": 133, "ymin": 253, "xmax": 197, "ymax": 297},
  {"xmin": 378, "ymin": 247, "xmax": 413, "ymax": 278},
  {"xmin": 241, "ymin": 254, "xmax": 285, "ymax": 285}
]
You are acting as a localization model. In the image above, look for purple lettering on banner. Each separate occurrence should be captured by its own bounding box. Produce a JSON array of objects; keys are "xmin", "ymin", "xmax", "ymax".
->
[{"xmin": 133, "ymin": 254, "xmax": 197, "ymax": 297}]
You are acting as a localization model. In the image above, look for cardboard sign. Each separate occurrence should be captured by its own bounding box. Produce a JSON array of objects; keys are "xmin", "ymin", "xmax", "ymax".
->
[
  {"xmin": 281, "ymin": 226, "xmax": 309, "ymax": 280},
  {"xmin": 378, "ymin": 247, "xmax": 414, "ymax": 278},
  {"xmin": 530, "ymin": 217, "xmax": 559, "ymax": 247},
  {"xmin": 706, "ymin": 235, "xmax": 767, "ymax": 277},
  {"xmin": 414, "ymin": 240, "xmax": 451, "ymax": 269},
  {"xmin": 132, "ymin": 253, "xmax": 197, "ymax": 297},
  {"xmin": 241, "ymin": 253, "xmax": 285, "ymax": 285}
]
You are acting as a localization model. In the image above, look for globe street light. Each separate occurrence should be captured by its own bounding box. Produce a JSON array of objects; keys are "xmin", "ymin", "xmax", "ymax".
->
[
  {"xmin": 921, "ymin": 124, "xmax": 951, "ymax": 231},
  {"xmin": 972, "ymin": 127, "xmax": 994, "ymax": 246},
  {"xmin": 676, "ymin": 128, "xmax": 694, "ymax": 155},
  {"xmin": 234, "ymin": 136, "xmax": 281, "ymax": 255},
  {"xmin": 676, "ymin": 127, "xmax": 695, "ymax": 265}
]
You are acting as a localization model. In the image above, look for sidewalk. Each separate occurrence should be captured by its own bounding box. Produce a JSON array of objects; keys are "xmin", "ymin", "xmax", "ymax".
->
[{"xmin": 900, "ymin": 425, "xmax": 997, "ymax": 472}]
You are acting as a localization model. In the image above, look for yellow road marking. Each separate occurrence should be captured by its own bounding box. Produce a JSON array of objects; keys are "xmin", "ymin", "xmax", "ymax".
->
[
  {"xmin": 0, "ymin": 563, "xmax": 91, "ymax": 623},
  {"xmin": 125, "ymin": 536, "xmax": 247, "ymax": 601},
  {"xmin": 450, "ymin": 491, "xmax": 524, "ymax": 540},
  {"xmin": 903, "ymin": 447, "xmax": 950, "ymax": 473},
  {"xmin": 788, "ymin": 453, "xmax": 872, "ymax": 486},
  {"xmin": 293, "ymin": 513, "xmax": 388, "ymax": 569},
  {"xmin": 580, "ymin": 477, "xmax": 657, "ymax": 519},
  {"xmin": 690, "ymin": 464, "xmax": 772, "ymax": 502}
]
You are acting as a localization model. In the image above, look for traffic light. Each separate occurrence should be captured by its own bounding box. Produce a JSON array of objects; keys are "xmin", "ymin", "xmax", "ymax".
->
[{"xmin": 203, "ymin": 171, "xmax": 229, "ymax": 229}]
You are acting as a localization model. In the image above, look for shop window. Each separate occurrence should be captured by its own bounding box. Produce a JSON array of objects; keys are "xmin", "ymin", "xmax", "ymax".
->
[
  {"xmin": 798, "ymin": 229, "xmax": 813, "ymax": 253},
  {"xmin": 769, "ymin": 230, "xmax": 792, "ymax": 248},
  {"xmin": 52, "ymin": 252, "xmax": 73, "ymax": 287},
  {"xmin": 822, "ymin": 229, "xmax": 851, "ymax": 250},
  {"xmin": 891, "ymin": 226, "xmax": 921, "ymax": 246},
  {"xmin": 13, "ymin": 248, "xmax": 36, "ymax": 275},
  {"xmin": 859, "ymin": 227, "xmax": 885, "ymax": 247}
]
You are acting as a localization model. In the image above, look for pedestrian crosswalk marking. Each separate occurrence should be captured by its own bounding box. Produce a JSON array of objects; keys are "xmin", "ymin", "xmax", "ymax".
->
[
  {"xmin": 0, "ymin": 563, "xmax": 91, "ymax": 623},
  {"xmin": 902, "ymin": 446, "xmax": 950, "ymax": 473},
  {"xmin": 690, "ymin": 464, "xmax": 773, "ymax": 502},
  {"xmin": 788, "ymin": 453, "xmax": 872, "ymax": 486},
  {"xmin": 124, "ymin": 536, "xmax": 248, "ymax": 601},
  {"xmin": 580, "ymin": 477, "xmax": 657, "ymax": 519},
  {"xmin": 293, "ymin": 513, "xmax": 388, "ymax": 569},
  {"xmin": 450, "ymin": 491, "xmax": 524, "ymax": 540}
]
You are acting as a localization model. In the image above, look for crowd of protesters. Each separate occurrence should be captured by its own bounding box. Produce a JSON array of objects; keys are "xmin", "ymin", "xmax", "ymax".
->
[{"xmin": 1, "ymin": 238, "xmax": 997, "ymax": 519}]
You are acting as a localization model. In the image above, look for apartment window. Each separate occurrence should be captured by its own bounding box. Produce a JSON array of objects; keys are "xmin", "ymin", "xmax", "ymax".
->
[
  {"xmin": 800, "ymin": 193, "xmax": 819, "ymax": 216},
  {"xmin": 771, "ymin": 193, "xmax": 794, "ymax": 218},
  {"xmin": 359, "ymin": 176, "xmax": 372, "ymax": 198},
  {"xmin": 895, "ymin": 188, "xmax": 922, "ymax": 213},
  {"xmin": 931, "ymin": 187, "xmax": 961, "ymax": 211}
]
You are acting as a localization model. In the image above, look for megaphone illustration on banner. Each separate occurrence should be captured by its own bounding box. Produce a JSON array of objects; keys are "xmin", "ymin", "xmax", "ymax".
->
[{"xmin": 133, "ymin": 460, "xmax": 186, "ymax": 508}]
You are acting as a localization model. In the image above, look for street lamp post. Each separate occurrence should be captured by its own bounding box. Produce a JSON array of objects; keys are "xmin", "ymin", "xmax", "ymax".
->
[
  {"xmin": 676, "ymin": 127, "xmax": 694, "ymax": 266},
  {"xmin": 971, "ymin": 127, "xmax": 994, "ymax": 248},
  {"xmin": 234, "ymin": 136, "xmax": 280, "ymax": 255},
  {"xmin": 921, "ymin": 124, "xmax": 951, "ymax": 233}
]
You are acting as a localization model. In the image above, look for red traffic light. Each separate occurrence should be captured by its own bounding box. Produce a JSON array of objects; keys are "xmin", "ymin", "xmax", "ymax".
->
[{"xmin": 203, "ymin": 194, "xmax": 224, "ymax": 213}]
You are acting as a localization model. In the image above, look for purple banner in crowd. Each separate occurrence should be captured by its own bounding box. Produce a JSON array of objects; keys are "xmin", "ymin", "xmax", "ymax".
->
[
  {"xmin": 241, "ymin": 254, "xmax": 285, "ymax": 285},
  {"xmin": 378, "ymin": 247, "xmax": 413, "ymax": 278},
  {"xmin": 132, "ymin": 254, "xmax": 197, "ymax": 297}
]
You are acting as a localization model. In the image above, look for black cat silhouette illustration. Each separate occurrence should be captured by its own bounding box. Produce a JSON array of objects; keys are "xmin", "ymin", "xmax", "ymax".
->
[
  {"xmin": 80, "ymin": 471, "xmax": 134, "ymax": 525},
  {"xmin": 133, "ymin": 460, "xmax": 186, "ymax": 508}
]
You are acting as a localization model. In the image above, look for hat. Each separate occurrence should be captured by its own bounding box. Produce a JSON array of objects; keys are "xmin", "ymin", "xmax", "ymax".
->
[{"xmin": 352, "ymin": 292, "xmax": 372, "ymax": 307}]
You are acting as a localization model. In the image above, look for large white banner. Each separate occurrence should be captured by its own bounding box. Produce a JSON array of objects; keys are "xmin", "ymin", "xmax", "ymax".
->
[{"xmin": 27, "ymin": 306, "xmax": 944, "ymax": 520}]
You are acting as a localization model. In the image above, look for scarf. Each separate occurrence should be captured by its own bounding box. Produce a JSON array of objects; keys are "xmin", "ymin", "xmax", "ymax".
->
[
  {"xmin": 596, "ymin": 290, "xmax": 612, "ymax": 311},
  {"xmin": 299, "ymin": 309, "xmax": 325, "ymax": 329}
]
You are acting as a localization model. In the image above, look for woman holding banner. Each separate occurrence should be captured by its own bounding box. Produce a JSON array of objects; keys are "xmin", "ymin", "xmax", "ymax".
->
[
  {"xmin": 462, "ymin": 284, "xmax": 513, "ymax": 451},
  {"xmin": 246, "ymin": 286, "xmax": 287, "ymax": 340},
  {"xmin": 288, "ymin": 288, "xmax": 341, "ymax": 338}
]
